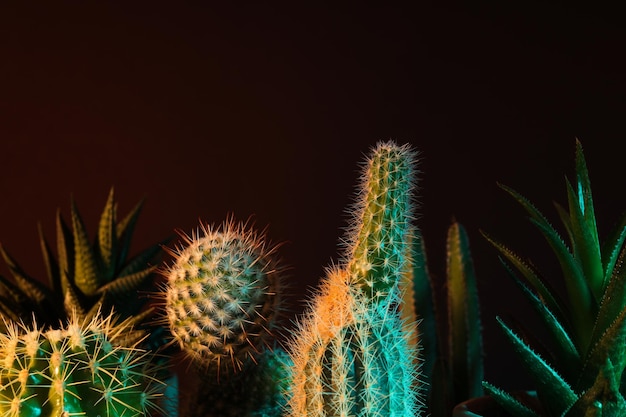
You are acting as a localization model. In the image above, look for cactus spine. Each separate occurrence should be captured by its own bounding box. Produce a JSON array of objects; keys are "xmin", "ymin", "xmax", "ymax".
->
[
  {"xmin": 0, "ymin": 312, "xmax": 163, "ymax": 417},
  {"xmin": 288, "ymin": 141, "xmax": 422, "ymax": 417},
  {"xmin": 163, "ymin": 218, "xmax": 284, "ymax": 376}
]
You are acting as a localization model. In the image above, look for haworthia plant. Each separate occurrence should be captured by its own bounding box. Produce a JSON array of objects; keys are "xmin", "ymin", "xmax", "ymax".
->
[
  {"xmin": 0, "ymin": 187, "xmax": 167, "ymax": 333},
  {"xmin": 482, "ymin": 139, "xmax": 626, "ymax": 416}
]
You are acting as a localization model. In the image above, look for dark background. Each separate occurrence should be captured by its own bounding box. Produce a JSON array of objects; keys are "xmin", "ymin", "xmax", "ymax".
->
[{"xmin": 1, "ymin": 2, "xmax": 625, "ymax": 393}]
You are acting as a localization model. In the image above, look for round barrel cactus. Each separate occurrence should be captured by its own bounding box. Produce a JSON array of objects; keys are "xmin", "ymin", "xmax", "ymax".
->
[
  {"xmin": 0, "ymin": 313, "xmax": 163, "ymax": 417},
  {"xmin": 163, "ymin": 218, "xmax": 284, "ymax": 375}
]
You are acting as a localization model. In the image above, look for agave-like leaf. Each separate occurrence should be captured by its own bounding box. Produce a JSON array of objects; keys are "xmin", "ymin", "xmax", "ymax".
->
[
  {"xmin": 447, "ymin": 222, "xmax": 483, "ymax": 400},
  {"xmin": 118, "ymin": 239, "xmax": 170, "ymax": 278},
  {"xmin": 496, "ymin": 316, "xmax": 579, "ymax": 417},
  {"xmin": 97, "ymin": 265, "xmax": 158, "ymax": 297},
  {"xmin": 96, "ymin": 187, "xmax": 118, "ymax": 281},
  {"xmin": 482, "ymin": 231, "xmax": 567, "ymax": 326},
  {"xmin": 590, "ymin": 245, "xmax": 626, "ymax": 351},
  {"xmin": 567, "ymin": 358, "xmax": 626, "ymax": 417},
  {"xmin": 503, "ymin": 260, "xmax": 581, "ymax": 380},
  {"xmin": 115, "ymin": 197, "xmax": 145, "ymax": 271},
  {"xmin": 482, "ymin": 382, "xmax": 542, "ymax": 417},
  {"xmin": 38, "ymin": 223, "xmax": 62, "ymax": 302},
  {"xmin": 71, "ymin": 198, "xmax": 101, "ymax": 296},
  {"xmin": 564, "ymin": 177, "xmax": 604, "ymax": 302},
  {"xmin": 56, "ymin": 207, "xmax": 74, "ymax": 296},
  {"xmin": 580, "ymin": 307, "xmax": 626, "ymax": 391},
  {"xmin": 573, "ymin": 139, "xmax": 599, "ymax": 254},
  {"xmin": 0, "ymin": 244, "xmax": 51, "ymax": 306}
]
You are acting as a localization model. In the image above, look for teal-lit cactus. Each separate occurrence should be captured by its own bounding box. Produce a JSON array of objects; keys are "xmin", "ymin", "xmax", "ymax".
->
[
  {"xmin": 0, "ymin": 312, "xmax": 163, "ymax": 417},
  {"xmin": 163, "ymin": 217, "xmax": 285, "ymax": 376},
  {"xmin": 345, "ymin": 141, "xmax": 417, "ymax": 302},
  {"xmin": 287, "ymin": 141, "xmax": 423, "ymax": 417},
  {"xmin": 181, "ymin": 347, "xmax": 293, "ymax": 417}
]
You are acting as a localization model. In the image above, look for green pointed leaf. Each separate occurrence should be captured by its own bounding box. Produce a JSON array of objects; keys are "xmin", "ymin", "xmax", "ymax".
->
[
  {"xmin": 591, "ymin": 245, "xmax": 626, "ymax": 349},
  {"xmin": 96, "ymin": 187, "xmax": 118, "ymax": 281},
  {"xmin": 63, "ymin": 279, "xmax": 86, "ymax": 319},
  {"xmin": 504, "ymin": 262, "xmax": 581, "ymax": 379},
  {"xmin": 574, "ymin": 139, "xmax": 599, "ymax": 251},
  {"xmin": 565, "ymin": 177, "xmax": 604, "ymax": 301},
  {"xmin": 118, "ymin": 239, "xmax": 168, "ymax": 277},
  {"xmin": 0, "ymin": 273, "xmax": 29, "ymax": 309},
  {"xmin": 497, "ymin": 316, "xmax": 578, "ymax": 416},
  {"xmin": 447, "ymin": 221, "xmax": 483, "ymax": 400},
  {"xmin": 96, "ymin": 265, "xmax": 158, "ymax": 296},
  {"xmin": 56, "ymin": 208, "xmax": 74, "ymax": 296},
  {"xmin": 482, "ymin": 231, "xmax": 567, "ymax": 324},
  {"xmin": 529, "ymin": 217, "xmax": 595, "ymax": 348},
  {"xmin": 603, "ymin": 225, "xmax": 626, "ymax": 290},
  {"xmin": 568, "ymin": 358, "xmax": 626, "ymax": 417},
  {"xmin": 38, "ymin": 222, "xmax": 61, "ymax": 298},
  {"xmin": 116, "ymin": 197, "xmax": 145, "ymax": 270},
  {"xmin": 482, "ymin": 382, "xmax": 541, "ymax": 417},
  {"xmin": 498, "ymin": 184, "xmax": 594, "ymax": 333},
  {"xmin": 582, "ymin": 307, "xmax": 626, "ymax": 391},
  {"xmin": 71, "ymin": 198, "xmax": 101, "ymax": 296},
  {"xmin": 0, "ymin": 243, "xmax": 51, "ymax": 305}
]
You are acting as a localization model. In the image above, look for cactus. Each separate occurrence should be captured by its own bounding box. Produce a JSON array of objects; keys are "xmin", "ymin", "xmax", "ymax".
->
[
  {"xmin": 0, "ymin": 187, "xmax": 167, "ymax": 332},
  {"xmin": 162, "ymin": 217, "xmax": 285, "ymax": 376},
  {"xmin": 0, "ymin": 311, "xmax": 164, "ymax": 417},
  {"xmin": 287, "ymin": 141, "xmax": 423, "ymax": 417},
  {"xmin": 412, "ymin": 222, "xmax": 484, "ymax": 416},
  {"xmin": 180, "ymin": 347, "xmax": 293, "ymax": 417}
]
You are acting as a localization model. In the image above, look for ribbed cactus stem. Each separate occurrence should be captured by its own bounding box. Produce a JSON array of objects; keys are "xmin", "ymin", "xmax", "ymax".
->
[
  {"xmin": 0, "ymin": 312, "xmax": 163, "ymax": 417},
  {"xmin": 164, "ymin": 218, "xmax": 284, "ymax": 376},
  {"xmin": 288, "ymin": 268, "xmax": 422, "ymax": 417},
  {"xmin": 346, "ymin": 141, "xmax": 417, "ymax": 301}
]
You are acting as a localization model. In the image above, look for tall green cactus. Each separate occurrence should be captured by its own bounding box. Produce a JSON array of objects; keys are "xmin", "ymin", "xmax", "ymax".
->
[
  {"xmin": 0, "ymin": 311, "xmax": 164, "ymax": 417},
  {"xmin": 162, "ymin": 217, "xmax": 285, "ymax": 376},
  {"xmin": 287, "ymin": 141, "xmax": 423, "ymax": 417}
]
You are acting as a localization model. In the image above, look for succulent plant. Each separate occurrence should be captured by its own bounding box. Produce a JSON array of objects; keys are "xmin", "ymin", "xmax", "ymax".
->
[
  {"xmin": 0, "ymin": 187, "xmax": 166, "ymax": 334},
  {"xmin": 412, "ymin": 221, "xmax": 484, "ymax": 417},
  {"xmin": 179, "ymin": 346, "xmax": 292, "ymax": 417},
  {"xmin": 286, "ymin": 141, "xmax": 423, "ymax": 417},
  {"xmin": 162, "ymin": 217, "xmax": 285, "ymax": 376},
  {"xmin": 482, "ymin": 139, "xmax": 626, "ymax": 416},
  {"xmin": 0, "ymin": 310, "xmax": 164, "ymax": 417}
]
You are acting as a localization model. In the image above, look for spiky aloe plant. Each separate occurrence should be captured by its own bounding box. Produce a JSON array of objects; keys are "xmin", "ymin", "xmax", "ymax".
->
[
  {"xmin": 0, "ymin": 311, "xmax": 164, "ymax": 417},
  {"xmin": 287, "ymin": 141, "xmax": 423, "ymax": 417},
  {"xmin": 162, "ymin": 217, "xmax": 285, "ymax": 376},
  {"xmin": 411, "ymin": 221, "xmax": 484, "ymax": 417},
  {"xmin": 482, "ymin": 139, "xmax": 626, "ymax": 416},
  {"xmin": 0, "ymin": 187, "xmax": 166, "ymax": 332}
]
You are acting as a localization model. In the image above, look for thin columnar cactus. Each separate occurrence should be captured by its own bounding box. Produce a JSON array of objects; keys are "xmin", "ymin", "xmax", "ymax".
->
[
  {"xmin": 0, "ymin": 312, "xmax": 164, "ymax": 417},
  {"xmin": 163, "ymin": 217, "xmax": 285, "ymax": 376},
  {"xmin": 287, "ymin": 140, "xmax": 423, "ymax": 417}
]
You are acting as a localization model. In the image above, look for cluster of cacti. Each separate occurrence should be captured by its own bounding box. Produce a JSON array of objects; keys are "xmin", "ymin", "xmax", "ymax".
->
[
  {"xmin": 482, "ymin": 139, "xmax": 626, "ymax": 416},
  {"xmin": 286, "ymin": 141, "xmax": 424, "ymax": 417},
  {"xmin": 0, "ymin": 311, "xmax": 164, "ymax": 417},
  {"xmin": 0, "ymin": 187, "xmax": 166, "ymax": 334}
]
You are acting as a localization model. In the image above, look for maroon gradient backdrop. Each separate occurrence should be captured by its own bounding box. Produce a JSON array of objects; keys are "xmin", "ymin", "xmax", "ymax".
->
[{"xmin": 1, "ymin": 3, "xmax": 625, "ymax": 393}]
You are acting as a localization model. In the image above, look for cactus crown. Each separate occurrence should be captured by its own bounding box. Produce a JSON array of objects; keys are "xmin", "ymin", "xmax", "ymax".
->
[
  {"xmin": 162, "ymin": 217, "xmax": 284, "ymax": 376},
  {"xmin": 344, "ymin": 140, "xmax": 417, "ymax": 301},
  {"xmin": 482, "ymin": 139, "xmax": 626, "ymax": 416}
]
